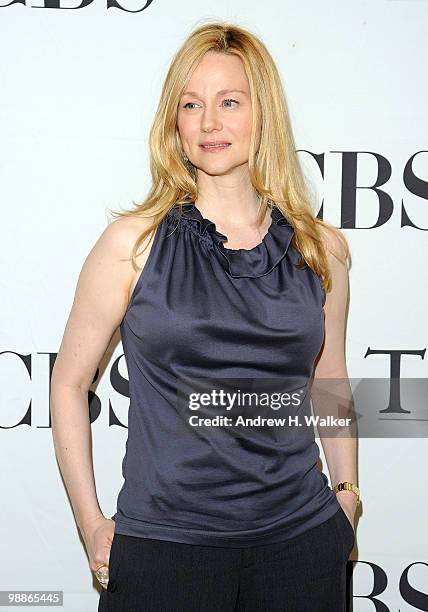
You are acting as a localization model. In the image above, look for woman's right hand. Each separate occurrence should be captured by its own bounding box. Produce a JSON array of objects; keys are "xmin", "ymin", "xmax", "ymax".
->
[{"xmin": 81, "ymin": 516, "xmax": 116, "ymax": 590}]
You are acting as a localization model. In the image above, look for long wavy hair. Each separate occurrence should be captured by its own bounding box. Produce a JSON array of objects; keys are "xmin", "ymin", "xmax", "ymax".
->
[{"xmin": 107, "ymin": 20, "xmax": 349, "ymax": 294}]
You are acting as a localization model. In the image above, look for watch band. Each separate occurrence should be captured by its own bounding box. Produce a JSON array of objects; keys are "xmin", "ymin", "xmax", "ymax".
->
[{"xmin": 334, "ymin": 481, "xmax": 360, "ymax": 505}]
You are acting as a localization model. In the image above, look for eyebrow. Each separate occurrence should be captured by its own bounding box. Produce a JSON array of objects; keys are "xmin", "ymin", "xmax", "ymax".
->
[{"xmin": 181, "ymin": 89, "xmax": 247, "ymax": 97}]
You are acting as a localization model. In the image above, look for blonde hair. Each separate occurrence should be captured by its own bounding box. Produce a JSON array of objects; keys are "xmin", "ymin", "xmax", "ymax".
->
[{"xmin": 108, "ymin": 20, "xmax": 350, "ymax": 294}]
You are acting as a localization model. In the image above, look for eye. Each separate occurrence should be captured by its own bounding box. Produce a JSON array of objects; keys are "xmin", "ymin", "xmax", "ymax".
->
[
  {"xmin": 222, "ymin": 98, "xmax": 239, "ymax": 107},
  {"xmin": 182, "ymin": 99, "xmax": 239, "ymax": 110}
]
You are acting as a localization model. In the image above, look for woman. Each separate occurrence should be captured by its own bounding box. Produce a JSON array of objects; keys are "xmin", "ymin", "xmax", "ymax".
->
[{"xmin": 51, "ymin": 21, "xmax": 359, "ymax": 612}]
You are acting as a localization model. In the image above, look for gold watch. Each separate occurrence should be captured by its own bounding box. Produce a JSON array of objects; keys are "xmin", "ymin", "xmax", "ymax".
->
[{"xmin": 334, "ymin": 481, "xmax": 360, "ymax": 505}]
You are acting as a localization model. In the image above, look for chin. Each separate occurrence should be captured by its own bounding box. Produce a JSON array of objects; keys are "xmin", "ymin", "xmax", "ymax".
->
[{"xmin": 201, "ymin": 166, "xmax": 242, "ymax": 178}]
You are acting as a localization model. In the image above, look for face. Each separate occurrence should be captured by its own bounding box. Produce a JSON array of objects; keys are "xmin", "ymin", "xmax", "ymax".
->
[{"xmin": 176, "ymin": 51, "xmax": 255, "ymax": 177}]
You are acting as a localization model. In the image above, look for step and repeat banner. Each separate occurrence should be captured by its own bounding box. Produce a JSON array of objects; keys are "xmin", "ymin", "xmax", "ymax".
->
[{"xmin": 1, "ymin": 1, "xmax": 427, "ymax": 610}]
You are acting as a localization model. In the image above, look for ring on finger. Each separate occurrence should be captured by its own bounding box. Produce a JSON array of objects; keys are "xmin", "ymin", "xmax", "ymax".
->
[{"xmin": 95, "ymin": 565, "xmax": 109, "ymax": 586}]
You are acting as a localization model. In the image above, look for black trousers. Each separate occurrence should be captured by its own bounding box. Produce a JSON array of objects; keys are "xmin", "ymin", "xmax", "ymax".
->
[{"xmin": 98, "ymin": 506, "xmax": 354, "ymax": 612}]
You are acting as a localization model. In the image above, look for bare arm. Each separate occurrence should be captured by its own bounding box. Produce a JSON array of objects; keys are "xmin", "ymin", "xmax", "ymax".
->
[
  {"xmin": 311, "ymin": 226, "xmax": 358, "ymax": 522},
  {"xmin": 50, "ymin": 215, "xmax": 154, "ymax": 544}
]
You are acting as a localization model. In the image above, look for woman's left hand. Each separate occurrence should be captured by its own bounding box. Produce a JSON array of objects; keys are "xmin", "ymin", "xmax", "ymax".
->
[{"xmin": 336, "ymin": 491, "xmax": 358, "ymax": 532}]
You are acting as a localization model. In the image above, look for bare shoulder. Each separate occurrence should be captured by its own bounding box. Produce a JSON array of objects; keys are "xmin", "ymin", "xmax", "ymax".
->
[
  {"xmin": 51, "ymin": 213, "xmax": 157, "ymax": 392},
  {"xmin": 101, "ymin": 214, "xmax": 155, "ymax": 257},
  {"xmin": 101, "ymin": 214, "xmax": 158, "ymax": 303},
  {"xmin": 317, "ymin": 223, "xmax": 349, "ymax": 267},
  {"xmin": 315, "ymin": 222, "xmax": 350, "ymax": 314}
]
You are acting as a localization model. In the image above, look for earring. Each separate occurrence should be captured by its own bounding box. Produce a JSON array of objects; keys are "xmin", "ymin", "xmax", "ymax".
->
[{"xmin": 183, "ymin": 153, "xmax": 188, "ymax": 162}]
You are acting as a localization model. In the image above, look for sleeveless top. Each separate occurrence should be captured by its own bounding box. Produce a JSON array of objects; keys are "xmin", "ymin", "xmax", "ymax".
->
[{"xmin": 111, "ymin": 202, "xmax": 341, "ymax": 547}]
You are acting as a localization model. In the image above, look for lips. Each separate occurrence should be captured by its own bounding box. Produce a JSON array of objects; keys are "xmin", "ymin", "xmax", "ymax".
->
[{"xmin": 200, "ymin": 143, "xmax": 231, "ymax": 150}]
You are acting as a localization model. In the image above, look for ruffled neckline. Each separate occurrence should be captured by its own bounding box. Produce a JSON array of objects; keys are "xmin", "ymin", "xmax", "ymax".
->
[{"xmin": 169, "ymin": 202, "xmax": 294, "ymax": 279}]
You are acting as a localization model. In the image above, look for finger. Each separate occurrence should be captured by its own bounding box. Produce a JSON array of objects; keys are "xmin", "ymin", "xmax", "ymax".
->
[{"xmin": 94, "ymin": 564, "xmax": 109, "ymax": 588}]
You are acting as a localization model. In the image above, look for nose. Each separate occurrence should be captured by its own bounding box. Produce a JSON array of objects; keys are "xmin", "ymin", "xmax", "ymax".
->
[{"xmin": 200, "ymin": 103, "xmax": 223, "ymax": 132}]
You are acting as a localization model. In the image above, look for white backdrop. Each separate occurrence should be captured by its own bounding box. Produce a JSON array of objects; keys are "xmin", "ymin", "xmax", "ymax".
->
[{"xmin": 1, "ymin": 1, "xmax": 427, "ymax": 610}]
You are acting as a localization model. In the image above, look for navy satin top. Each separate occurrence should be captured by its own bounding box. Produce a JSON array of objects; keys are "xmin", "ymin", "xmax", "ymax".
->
[{"xmin": 112, "ymin": 202, "xmax": 341, "ymax": 547}]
